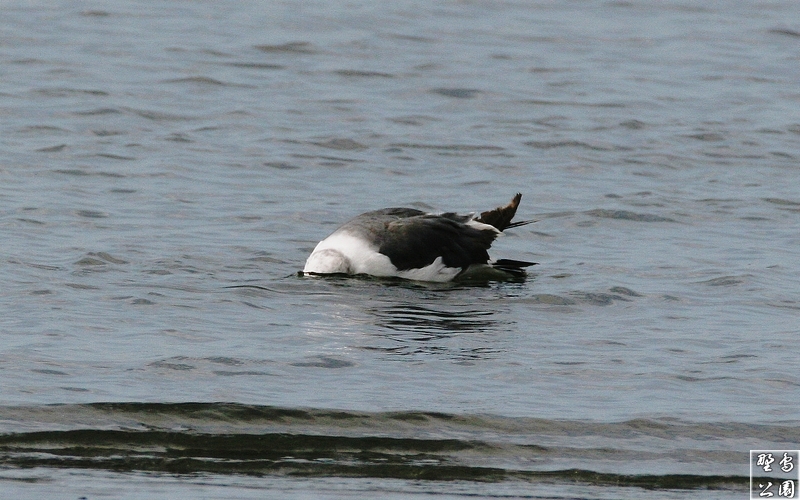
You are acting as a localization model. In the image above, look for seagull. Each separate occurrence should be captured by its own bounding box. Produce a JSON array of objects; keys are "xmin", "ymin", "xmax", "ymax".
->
[{"xmin": 303, "ymin": 193, "xmax": 536, "ymax": 282}]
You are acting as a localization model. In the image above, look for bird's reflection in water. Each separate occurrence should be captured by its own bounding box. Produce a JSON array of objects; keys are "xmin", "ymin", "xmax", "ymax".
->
[
  {"xmin": 363, "ymin": 302, "xmax": 509, "ymax": 361},
  {"xmin": 374, "ymin": 304, "xmax": 498, "ymax": 336},
  {"xmin": 293, "ymin": 274, "xmax": 527, "ymax": 361}
]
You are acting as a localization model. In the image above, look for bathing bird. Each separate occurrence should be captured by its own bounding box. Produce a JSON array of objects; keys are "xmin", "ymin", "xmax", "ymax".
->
[{"xmin": 303, "ymin": 193, "xmax": 535, "ymax": 282}]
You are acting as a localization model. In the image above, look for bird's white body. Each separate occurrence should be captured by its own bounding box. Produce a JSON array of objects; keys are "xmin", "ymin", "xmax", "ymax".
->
[{"xmin": 303, "ymin": 231, "xmax": 464, "ymax": 282}]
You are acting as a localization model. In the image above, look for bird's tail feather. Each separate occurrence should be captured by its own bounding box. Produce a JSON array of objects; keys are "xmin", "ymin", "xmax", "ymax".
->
[
  {"xmin": 492, "ymin": 258, "xmax": 538, "ymax": 276},
  {"xmin": 476, "ymin": 193, "xmax": 535, "ymax": 231}
]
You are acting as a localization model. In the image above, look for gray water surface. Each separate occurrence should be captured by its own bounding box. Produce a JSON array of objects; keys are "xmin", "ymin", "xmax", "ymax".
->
[{"xmin": 2, "ymin": 0, "xmax": 800, "ymax": 498}]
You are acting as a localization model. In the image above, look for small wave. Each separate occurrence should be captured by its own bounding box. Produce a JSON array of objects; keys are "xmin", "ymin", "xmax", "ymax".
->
[
  {"xmin": 0, "ymin": 403, "xmax": 794, "ymax": 491},
  {"xmin": 334, "ymin": 70, "xmax": 394, "ymax": 78},
  {"xmin": 31, "ymin": 88, "xmax": 109, "ymax": 97},
  {"xmin": 517, "ymin": 99, "xmax": 626, "ymax": 108},
  {"xmin": 431, "ymin": 88, "xmax": 483, "ymax": 99},
  {"xmin": 254, "ymin": 42, "xmax": 315, "ymax": 54},
  {"xmin": 165, "ymin": 76, "xmax": 226, "ymax": 85},
  {"xmin": 388, "ymin": 143, "xmax": 504, "ymax": 151},
  {"xmin": 697, "ymin": 276, "xmax": 746, "ymax": 287},
  {"xmin": 36, "ymin": 144, "xmax": 68, "ymax": 152},
  {"xmin": 763, "ymin": 197, "xmax": 800, "ymax": 207},
  {"xmin": 769, "ymin": 28, "xmax": 800, "ymax": 38},
  {"xmin": 0, "ymin": 428, "xmax": 747, "ymax": 489},
  {"xmin": 224, "ymin": 62, "xmax": 285, "ymax": 70},
  {"xmin": 585, "ymin": 209, "xmax": 676, "ymax": 222},
  {"xmin": 310, "ymin": 138, "xmax": 368, "ymax": 151},
  {"xmin": 524, "ymin": 140, "xmax": 631, "ymax": 151}
]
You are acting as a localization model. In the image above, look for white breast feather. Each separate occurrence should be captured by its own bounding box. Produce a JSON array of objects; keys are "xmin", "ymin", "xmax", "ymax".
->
[
  {"xmin": 304, "ymin": 232, "xmax": 397, "ymax": 276},
  {"xmin": 304, "ymin": 233, "xmax": 463, "ymax": 281},
  {"xmin": 396, "ymin": 256, "xmax": 462, "ymax": 282}
]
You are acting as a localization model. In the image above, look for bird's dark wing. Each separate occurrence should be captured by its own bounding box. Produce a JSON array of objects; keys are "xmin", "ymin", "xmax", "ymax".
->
[
  {"xmin": 378, "ymin": 215, "xmax": 498, "ymax": 271},
  {"xmin": 337, "ymin": 207, "xmax": 426, "ymax": 241}
]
